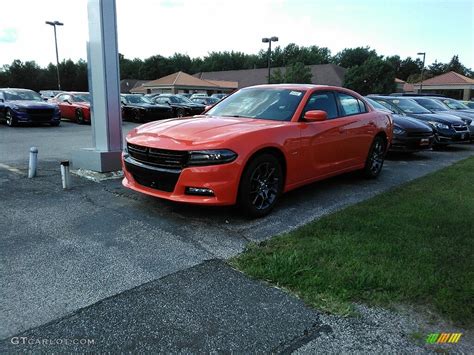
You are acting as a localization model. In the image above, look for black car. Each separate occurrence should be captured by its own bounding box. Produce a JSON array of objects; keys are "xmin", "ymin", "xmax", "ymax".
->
[
  {"xmin": 152, "ymin": 94, "xmax": 205, "ymax": 117},
  {"xmin": 191, "ymin": 97, "xmax": 220, "ymax": 105},
  {"xmin": 369, "ymin": 96, "xmax": 470, "ymax": 146},
  {"xmin": 366, "ymin": 97, "xmax": 434, "ymax": 152},
  {"xmin": 408, "ymin": 97, "xmax": 474, "ymax": 140},
  {"xmin": 121, "ymin": 94, "xmax": 173, "ymax": 122},
  {"xmin": 0, "ymin": 88, "xmax": 61, "ymax": 126}
]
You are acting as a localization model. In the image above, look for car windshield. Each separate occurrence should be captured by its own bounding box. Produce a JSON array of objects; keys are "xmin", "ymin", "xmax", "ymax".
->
[
  {"xmin": 389, "ymin": 99, "xmax": 431, "ymax": 114},
  {"xmin": 366, "ymin": 98, "xmax": 393, "ymax": 113},
  {"xmin": 440, "ymin": 98, "xmax": 469, "ymax": 110},
  {"xmin": 74, "ymin": 94, "xmax": 91, "ymax": 102},
  {"xmin": 414, "ymin": 98, "xmax": 448, "ymax": 112},
  {"xmin": 175, "ymin": 95, "xmax": 193, "ymax": 103},
  {"xmin": 206, "ymin": 88, "xmax": 306, "ymax": 121},
  {"xmin": 3, "ymin": 90, "xmax": 43, "ymax": 102},
  {"xmin": 124, "ymin": 95, "xmax": 152, "ymax": 104}
]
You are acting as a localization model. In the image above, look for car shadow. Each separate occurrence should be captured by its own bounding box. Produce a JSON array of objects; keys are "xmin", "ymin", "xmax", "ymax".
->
[{"xmin": 386, "ymin": 151, "xmax": 433, "ymax": 161}]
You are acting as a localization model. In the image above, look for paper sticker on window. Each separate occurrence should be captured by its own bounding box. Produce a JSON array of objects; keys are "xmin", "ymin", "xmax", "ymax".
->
[
  {"xmin": 392, "ymin": 100, "xmax": 400, "ymax": 104},
  {"xmin": 289, "ymin": 91, "xmax": 302, "ymax": 96}
]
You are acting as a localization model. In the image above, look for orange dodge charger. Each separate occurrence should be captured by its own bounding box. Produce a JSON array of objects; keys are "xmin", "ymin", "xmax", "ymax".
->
[{"xmin": 122, "ymin": 84, "xmax": 393, "ymax": 217}]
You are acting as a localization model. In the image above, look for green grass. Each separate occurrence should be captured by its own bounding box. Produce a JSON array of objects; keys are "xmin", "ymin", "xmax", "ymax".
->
[{"xmin": 231, "ymin": 157, "xmax": 474, "ymax": 326}]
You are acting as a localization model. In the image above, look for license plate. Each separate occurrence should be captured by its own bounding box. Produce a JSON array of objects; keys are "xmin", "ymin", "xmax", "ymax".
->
[{"xmin": 420, "ymin": 138, "xmax": 429, "ymax": 145}]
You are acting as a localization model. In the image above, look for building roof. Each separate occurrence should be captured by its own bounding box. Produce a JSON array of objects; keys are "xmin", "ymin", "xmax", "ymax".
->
[
  {"xmin": 120, "ymin": 79, "xmax": 148, "ymax": 93},
  {"xmin": 395, "ymin": 78, "xmax": 405, "ymax": 83},
  {"xmin": 130, "ymin": 71, "xmax": 238, "ymax": 93},
  {"xmin": 419, "ymin": 71, "xmax": 474, "ymax": 86},
  {"xmin": 193, "ymin": 63, "xmax": 346, "ymax": 88}
]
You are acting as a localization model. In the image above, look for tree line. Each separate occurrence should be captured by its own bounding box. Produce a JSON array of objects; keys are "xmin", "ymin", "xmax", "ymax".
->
[{"xmin": 0, "ymin": 43, "xmax": 472, "ymax": 95}]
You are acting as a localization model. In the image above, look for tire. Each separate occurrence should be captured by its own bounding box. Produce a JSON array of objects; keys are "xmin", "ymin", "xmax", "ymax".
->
[
  {"xmin": 6, "ymin": 109, "xmax": 17, "ymax": 127},
  {"xmin": 50, "ymin": 121, "xmax": 60, "ymax": 127},
  {"xmin": 75, "ymin": 109, "xmax": 85, "ymax": 124},
  {"xmin": 363, "ymin": 135, "xmax": 387, "ymax": 178},
  {"xmin": 134, "ymin": 109, "xmax": 143, "ymax": 123},
  {"xmin": 176, "ymin": 108, "xmax": 185, "ymax": 118},
  {"xmin": 238, "ymin": 153, "xmax": 284, "ymax": 218}
]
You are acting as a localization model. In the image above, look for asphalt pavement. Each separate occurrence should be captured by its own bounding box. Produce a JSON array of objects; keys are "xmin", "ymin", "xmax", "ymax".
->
[{"xmin": 1, "ymin": 121, "xmax": 473, "ymax": 352}]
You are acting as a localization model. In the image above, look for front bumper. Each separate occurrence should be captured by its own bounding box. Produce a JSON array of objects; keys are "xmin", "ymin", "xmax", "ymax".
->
[
  {"xmin": 122, "ymin": 154, "xmax": 242, "ymax": 206},
  {"xmin": 434, "ymin": 128, "xmax": 470, "ymax": 145},
  {"xmin": 390, "ymin": 134, "xmax": 434, "ymax": 152},
  {"xmin": 13, "ymin": 108, "xmax": 61, "ymax": 123}
]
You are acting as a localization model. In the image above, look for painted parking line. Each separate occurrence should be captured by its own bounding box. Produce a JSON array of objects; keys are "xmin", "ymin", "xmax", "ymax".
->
[{"xmin": 0, "ymin": 163, "xmax": 23, "ymax": 174}]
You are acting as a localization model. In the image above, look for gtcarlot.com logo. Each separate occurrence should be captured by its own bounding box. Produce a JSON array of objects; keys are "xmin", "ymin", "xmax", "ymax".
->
[
  {"xmin": 11, "ymin": 337, "xmax": 95, "ymax": 346},
  {"xmin": 426, "ymin": 333, "xmax": 462, "ymax": 344}
]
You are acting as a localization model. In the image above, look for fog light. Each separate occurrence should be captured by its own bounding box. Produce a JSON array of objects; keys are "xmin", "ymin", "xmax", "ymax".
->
[{"xmin": 185, "ymin": 187, "xmax": 215, "ymax": 196}]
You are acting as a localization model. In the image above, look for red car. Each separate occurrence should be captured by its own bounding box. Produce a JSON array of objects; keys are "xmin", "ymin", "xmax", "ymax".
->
[
  {"xmin": 50, "ymin": 92, "xmax": 91, "ymax": 124},
  {"xmin": 122, "ymin": 85, "xmax": 393, "ymax": 217}
]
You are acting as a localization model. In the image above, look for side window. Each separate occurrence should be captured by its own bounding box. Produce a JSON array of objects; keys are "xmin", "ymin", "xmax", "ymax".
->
[
  {"xmin": 302, "ymin": 91, "xmax": 338, "ymax": 119},
  {"xmin": 337, "ymin": 93, "xmax": 363, "ymax": 116}
]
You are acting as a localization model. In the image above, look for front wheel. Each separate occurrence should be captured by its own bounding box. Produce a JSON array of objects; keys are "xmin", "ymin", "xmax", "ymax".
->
[
  {"xmin": 6, "ymin": 109, "xmax": 17, "ymax": 127},
  {"xmin": 363, "ymin": 135, "xmax": 387, "ymax": 178},
  {"xmin": 238, "ymin": 154, "xmax": 283, "ymax": 218}
]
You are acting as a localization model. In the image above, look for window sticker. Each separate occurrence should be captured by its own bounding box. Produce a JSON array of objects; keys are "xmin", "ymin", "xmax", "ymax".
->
[{"xmin": 289, "ymin": 91, "xmax": 302, "ymax": 96}]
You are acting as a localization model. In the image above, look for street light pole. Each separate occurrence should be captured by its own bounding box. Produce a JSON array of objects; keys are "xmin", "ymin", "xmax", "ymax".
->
[
  {"xmin": 262, "ymin": 36, "xmax": 278, "ymax": 84},
  {"xmin": 417, "ymin": 52, "xmax": 426, "ymax": 93},
  {"xmin": 46, "ymin": 20, "xmax": 64, "ymax": 90}
]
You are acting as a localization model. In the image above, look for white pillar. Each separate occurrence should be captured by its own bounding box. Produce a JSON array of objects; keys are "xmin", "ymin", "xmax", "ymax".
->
[{"xmin": 72, "ymin": 0, "xmax": 122, "ymax": 172}]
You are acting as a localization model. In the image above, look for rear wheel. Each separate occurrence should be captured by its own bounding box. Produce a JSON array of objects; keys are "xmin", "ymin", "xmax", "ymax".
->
[
  {"xmin": 6, "ymin": 109, "xmax": 17, "ymax": 127},
  {"xmin": 238, "ymin": 154, "xmax": 283, "ymax": 218},
  {"xmin": 75, "ymin": 109, "xmax": 85, "ymax": 124},
  {"xmin": 363, "ymin": 135, "xmax": 386, "ymax": 178}
]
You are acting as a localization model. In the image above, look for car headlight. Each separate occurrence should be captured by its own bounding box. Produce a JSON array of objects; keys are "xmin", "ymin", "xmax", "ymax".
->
[
  {"xmin": 188, "ymin": 149, "xmax": 237, "ymax": 166},
  {"xmin": 428, "ymin": 121, "xmax": 449, "ymax": 130},
  {"xmin": 393, "ymin": 126, "xmax": 405, "ymax": 135}
]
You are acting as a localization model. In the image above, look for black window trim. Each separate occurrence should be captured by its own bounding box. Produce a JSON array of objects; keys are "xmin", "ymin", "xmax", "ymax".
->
[
  {"xmin": 335, "ymin": 91, "xmax": 368, "ymax": 117},
  {"xmin": 300, "ymin": 90, "xmax": 341, "ymax": 121}
]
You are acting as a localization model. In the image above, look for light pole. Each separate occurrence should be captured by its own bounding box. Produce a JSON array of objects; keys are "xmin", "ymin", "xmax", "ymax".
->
[
  {"xmin": 417, "ymin": 52, "xmax": 426, "ymax": 93},
  {"xmin": 45, "ymin": 20, "xmax": 64, "ymax": 90},
  {"xmin": 262, "ymin": 36, "xmax": 278, "ymax": 84}
]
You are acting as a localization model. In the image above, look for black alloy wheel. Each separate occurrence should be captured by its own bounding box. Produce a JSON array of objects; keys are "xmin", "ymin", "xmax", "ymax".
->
[
  {"xmin": 176, "ymin": 108, "xmax": 185, "ymax": 118},
  {"xmin": 239, "ymin": 153, "xmax": 283, "ymax": 217},
  {"xmin": 134, "ymin": 109, "xmax": 143, "ymax": 123},
  {"xmin": 363, "ymin": 135, "xmax": 386, "ymax": 178},
  {"xmin": 76, "ymin": 109, "xmax": 85, "ymax": 124}
]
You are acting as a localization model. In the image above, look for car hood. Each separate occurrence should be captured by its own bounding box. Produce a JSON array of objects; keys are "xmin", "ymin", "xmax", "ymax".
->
[
  {"xmin": 8, "ymin": 100, "xmax": 57, "ymax": 109},
  {"xmin": 392, "ymin": 115, "xmax": 433, "ymax": 132},
  {"xmin": 436, "ymin": 110, "xmax": 474, "ymax": 122},
  {"xmin": 127, "ymin": 115, "xmax": 283, "ymax": 149},
  {"xmin": 407, "ymin": 112, "xmax": 465, "ymax": 125}
]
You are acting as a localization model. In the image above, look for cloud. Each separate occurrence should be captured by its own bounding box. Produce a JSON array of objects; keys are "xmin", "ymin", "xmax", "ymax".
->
[{"xmin": 0, "ymin": 28, "xmax": 17, "ymax": 43}]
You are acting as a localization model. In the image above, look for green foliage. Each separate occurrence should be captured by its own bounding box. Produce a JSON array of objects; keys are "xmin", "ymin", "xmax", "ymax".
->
[
  {"xmin": 343, "ymin": 56, "xmax": 396, "ymax": 95},
  {"xmin": 333, "ymin": 46, "xmax": 378, "ymax": 68},
  {"xmin": 231, "ymin": 157, "xmax": 474, "ymax": 326},
  {"xmin": 271, "ymin": 62, "xmax": 312, "ymax": 84}
]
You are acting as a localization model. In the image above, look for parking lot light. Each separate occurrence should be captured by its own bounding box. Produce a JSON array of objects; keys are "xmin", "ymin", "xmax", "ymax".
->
[
  {"xmin": 262, "ymin": 36, "xmax": 279, "ymax": 84},
  {"xmin": 45, "ymin": 20, "xmax": 64, "ymax": 91},
  {"xmin": 417, "ymin": 52, "xmax": 426, "ymax": 93}
]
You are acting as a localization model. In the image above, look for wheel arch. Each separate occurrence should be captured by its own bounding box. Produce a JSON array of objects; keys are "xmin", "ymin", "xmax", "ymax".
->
[{"xmin": 239, "ymin": 146, "xmax": 288, "ymax": 190}]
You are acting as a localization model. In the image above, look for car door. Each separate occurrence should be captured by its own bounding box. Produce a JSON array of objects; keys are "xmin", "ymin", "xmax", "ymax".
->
[
  {"xmin": 57, "ymin": 94, "xmax": 72, "ymax": 119},
  {"xmin": 298, "ymin": 90, "xmax": 356, "ymax": 179},
  {"xmin": 0, "ymin": 92, "xmax": 5, "ymax": 118},
  {"xmin": 335, "ymin": 92, "xmax": 375, "ymax": 165}
]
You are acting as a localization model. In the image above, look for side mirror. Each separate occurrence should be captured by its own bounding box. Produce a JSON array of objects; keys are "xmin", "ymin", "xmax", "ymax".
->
[
  {"xmin": 65, "ymin": 99, "xmax": 72, "ymax": 104},
  {"xmin": 304, "ymin": 110, "xmax": 327, "ymax": 122},
  {"xmin": 0, "ymin": 98, "xmax": 4, "ymax": 103}
]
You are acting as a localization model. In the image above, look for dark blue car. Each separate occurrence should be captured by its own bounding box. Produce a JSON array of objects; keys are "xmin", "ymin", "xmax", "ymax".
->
[{"xmin": 0, "ymin": 88, "xmax": 61, "ymax": 127}]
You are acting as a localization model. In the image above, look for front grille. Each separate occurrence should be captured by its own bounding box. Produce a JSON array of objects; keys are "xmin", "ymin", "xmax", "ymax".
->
[
  {"xmin": 128, "ymin": 143, "xmax": 188, "ymax": 169},
  {"xmin": 407, "ymin": 131, "xmax": 433, "ymax": 138},
  {"xmin": 124, "ymin": 159, "xmax": 180, "ymax": 192},
  {"xmin": 25, "ymin": 108, "xmax": 55, "ymax": 121},
  {"xmin": 453, "ymin": 125, "xmax": 468, "ymax": 132}
]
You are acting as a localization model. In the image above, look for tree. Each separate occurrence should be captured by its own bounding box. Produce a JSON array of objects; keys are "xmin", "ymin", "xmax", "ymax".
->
[
  {"xmin": 270, "ymin": 62, "xmax": 312, "ymax": 84},
  {"xmin": 333, "ymin": 47, "xmax": 378, "ymax": 68},
  {"xmin": 343, "ymin": 57, "xmax": 396, "ymax": 95},
  {"xmin": 428, "ymin": 60, "xmax": 448, "ymax": 77}
]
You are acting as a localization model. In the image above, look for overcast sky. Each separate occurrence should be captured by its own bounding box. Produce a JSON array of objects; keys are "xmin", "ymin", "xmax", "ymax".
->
[{"xmin": 0, "ymin": 0, "xmax": 473, "ymax": 69}]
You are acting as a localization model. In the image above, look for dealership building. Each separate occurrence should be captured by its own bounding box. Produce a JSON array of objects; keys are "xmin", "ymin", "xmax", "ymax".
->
[{"xmin": 413, "ymin": 71, "xmax": 474, "ymax": 100}]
